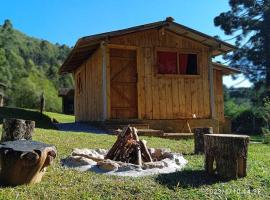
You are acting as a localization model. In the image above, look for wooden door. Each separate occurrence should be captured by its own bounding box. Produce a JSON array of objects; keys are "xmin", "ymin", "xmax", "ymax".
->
[{"xmin": 110, "ymin": 48, "xmax": 138, "ymax": 119}]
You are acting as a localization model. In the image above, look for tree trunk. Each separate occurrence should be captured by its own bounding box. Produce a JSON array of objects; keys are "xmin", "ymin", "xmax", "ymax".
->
[
  {"xmin": 0, "ymin": 140, "xmax": 57, "ymax": 186},
  {"xmin": 204, "ymin": 134, "xmax": 249, "ymax": 180},
  {"xmin": 1, "ymin": 118, "xmax": 35, "ymax": 142},
  {"xmin": 263, "ymin": 0, "xmax": 270, "ymax": 87},
  {"xmin": 194, "ymin": 127, "xmax": 213, "ymax": 154}
]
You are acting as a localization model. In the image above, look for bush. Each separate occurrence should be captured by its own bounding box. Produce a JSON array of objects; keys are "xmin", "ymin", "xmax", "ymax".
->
[
  {"xmin": 224, "ymin": 100, "xmax": 250, "ymax": 119},
  {"xmin": 262, "ymin": 128, "xmax": 270, "ymax": 144},
  {"xmin": 231, "ymin": 108, "xmax": 265, "ymax": 135},
  {"xmin": 264, "ymin": 134, "xmax": 270, "ymax": 144}
]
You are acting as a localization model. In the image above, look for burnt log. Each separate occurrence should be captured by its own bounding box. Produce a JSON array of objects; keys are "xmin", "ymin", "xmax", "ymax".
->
[
  {"xmin": 1, "ymin": 118, "xmax": 35, "ymax": 142},
  {"xmin": 204, "ymin": 134, "xmax": 249, "ymax": 180},
  {"xmin": 0, "ymin": 140, "xmax": 57, "ymax": 186},
  {"xmin": 194, "ymin": 127, "xmax": 213, "ymax": 154}
]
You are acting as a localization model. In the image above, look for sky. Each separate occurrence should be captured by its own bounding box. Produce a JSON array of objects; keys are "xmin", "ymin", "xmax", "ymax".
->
[{"xmin": 0, "ymin": 0, "xmax": 252, "ymax": 88}]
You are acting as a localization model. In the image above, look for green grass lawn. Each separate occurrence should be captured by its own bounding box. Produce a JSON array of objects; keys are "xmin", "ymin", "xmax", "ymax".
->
[
  {"xmin": 0, "ymin": 108, "xmax": 269, "ymax": 199},
  {"xmin": 44, "ymin": 111, "xmax": 75, "ymax": 123}
]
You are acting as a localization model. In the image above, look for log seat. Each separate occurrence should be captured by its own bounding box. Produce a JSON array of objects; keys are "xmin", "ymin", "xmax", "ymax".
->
[
  {"xmin": 204, "ymin": 134, "xmax": 249, "ymax": 180},
  {"xmin": 0, "ymin": 140, "xmax": 57, "ymax": 186}
]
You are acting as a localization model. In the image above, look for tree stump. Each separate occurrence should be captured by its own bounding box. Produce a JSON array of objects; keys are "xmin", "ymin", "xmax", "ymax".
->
[
  {"xmin": 0, "ymin": 140, "xmax": 57, "ymax": 186},
  {"xmin": 1, "ymin": 118, "xmax": 35, "ymax": 142},
  {"xmin": 204, "ymin": 134, "xmax": 249, "ymax": 180},
  {"xmin": 194, "ymin": 127, "xmax": 213, "ymax": 154}
]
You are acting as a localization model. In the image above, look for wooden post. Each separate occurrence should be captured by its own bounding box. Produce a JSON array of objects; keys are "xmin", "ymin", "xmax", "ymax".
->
[
  {"xmin": 208, "ymin": 53, "xmax": 216, "ymax": 120},
  {"xmin": 204, "ymin": 134, "xmax": 249, "ymax": 180},
  {"xmin": 194, "ymin": 127, "xmax": 213, "ymax": 154},
  {"xmin": 40, "ymin": 92, "xmax": 45, "ymax": 114},
  {"xmin": 1, "ymin": 118, "xmax": 35, "ymax": 142},
  {"xmin": 101, "ymin": 41, "xmax": 107, "ymax": 121}
]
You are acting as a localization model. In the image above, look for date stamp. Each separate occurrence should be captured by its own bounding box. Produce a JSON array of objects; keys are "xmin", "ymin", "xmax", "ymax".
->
[{"xmin": 203, "ymin": 188, "xmax": 261, "ymax": 195}]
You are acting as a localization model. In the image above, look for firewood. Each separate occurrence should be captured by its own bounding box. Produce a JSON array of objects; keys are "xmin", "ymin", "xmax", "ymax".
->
[
  {"xmin": 132, "ymin": 127, "xmax": 142, "ymax": 166},
  {"xmin": 139, "ymin": 140, "xmax": 152, "ymax": 162},
  {"xmin": 105, "ymin": 125, "xmax": 152, "ymax": 166}
]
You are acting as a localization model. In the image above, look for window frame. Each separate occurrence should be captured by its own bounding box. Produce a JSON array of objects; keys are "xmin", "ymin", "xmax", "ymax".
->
[{"xmin": 155, "ymin": 47, "xmax": 201, "ymax": 78}]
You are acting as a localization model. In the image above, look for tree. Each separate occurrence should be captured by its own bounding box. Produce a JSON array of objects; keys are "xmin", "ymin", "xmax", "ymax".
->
[
  {"xmin": 214, "ymin": 0, "xmax": 270, "ymax": 86},
  {"xmin": 3, "ymin": 19, "xmax": 13, "ymax": 30}
]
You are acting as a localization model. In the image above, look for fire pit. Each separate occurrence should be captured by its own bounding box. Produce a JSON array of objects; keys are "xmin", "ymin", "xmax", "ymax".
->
[{"xmin": 61, "ymin": 126, "xmax": 187, "ymax": 177}]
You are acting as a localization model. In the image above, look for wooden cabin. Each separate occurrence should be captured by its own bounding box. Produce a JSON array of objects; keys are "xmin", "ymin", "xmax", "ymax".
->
[
  {"xmin": 0, "ymin": 82, "xmax": 7, "ymax": 107},
  {"xmin": 58, "ymin": 88, "xmax": 74, "ymax": 114},
  {"xmin": 59, "ymin": 17, "xmax": 240, "ymax": 133}
]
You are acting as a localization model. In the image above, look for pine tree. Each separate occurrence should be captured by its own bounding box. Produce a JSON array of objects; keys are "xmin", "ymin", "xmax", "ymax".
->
[{"xmin": 214, "ymin": 0, "xmax": 270, "ymax": 86}]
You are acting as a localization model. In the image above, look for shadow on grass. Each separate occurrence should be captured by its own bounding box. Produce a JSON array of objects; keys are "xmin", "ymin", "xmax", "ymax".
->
[
  {"xmin": 156, "ymin": 169, "xmax": 222, "ymax": 190},
  {"xmin": 0, "ymin": 107, "xmax": 56, "ymax": 129}
]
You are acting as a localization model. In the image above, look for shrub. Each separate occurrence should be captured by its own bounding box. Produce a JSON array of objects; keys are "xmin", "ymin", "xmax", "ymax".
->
[
  {"xmin": 231, "ymin": 108, "xmax": 265, "ymax": 135},
  {"xmin": 264, "ymin": 134, "xmax": 270, "ymax": 144}
]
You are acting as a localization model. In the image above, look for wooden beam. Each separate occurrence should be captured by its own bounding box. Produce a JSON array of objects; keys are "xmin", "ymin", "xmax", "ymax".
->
[
  {"xmin": 208, "ymin": 52, "xmax": 216, "ymax": 120},
  {"xmin": 101, "ymin": 41, "xmax": 107, "ymax": 121}
]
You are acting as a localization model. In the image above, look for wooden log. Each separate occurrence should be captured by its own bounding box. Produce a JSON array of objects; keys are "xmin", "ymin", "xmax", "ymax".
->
[
  {"xmin": 1, "ymin": 118, "xmax": 35, "ymax": 142},
  {"xmin": 194, "ymin": 127, "xmax": 213, "ymax": 154},
  {"xmin": 139, "ymin": 140, "xmax": 152, "ymax": 162},
  {"xmin": 0, "ymin": 140, "xmax": 57, "ymax": 186},
  {"xmin": 105, "ymin": 126, "xmax": 132, "ymax": 159},
  {"xmin": 105, "ymin": 125, "xmax": 152, "ymax": 165},
  {"xmin": 204, "ymin": 134, "xmax": 249, "ymax": 180},
  {"xmin": 132, "ymin": 127, "xmax": 142, "ymax": 166}
]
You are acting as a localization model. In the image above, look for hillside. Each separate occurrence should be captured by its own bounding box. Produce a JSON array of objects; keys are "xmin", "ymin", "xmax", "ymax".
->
[{"xmin": 0, "ymin": 19, "xmax": 73, "ymax": 112}]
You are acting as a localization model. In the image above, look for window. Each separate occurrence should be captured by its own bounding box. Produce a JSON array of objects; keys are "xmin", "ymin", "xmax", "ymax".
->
[
  {"xmin": 157, "ymin": 50, "xmax": 198, "ymax": 75},
  {"xmin": 157, "ymin": 51, "xmax": 177, "ymax": 74}
]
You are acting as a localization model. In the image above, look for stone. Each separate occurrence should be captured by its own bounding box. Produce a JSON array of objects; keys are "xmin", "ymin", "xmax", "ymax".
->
[
  {"xmin": 72, "ymin": 148, "xmax": 106, "ymax": 161},
  {"xmin": 142, "ymin": 161, "xmax": 165, "ymax": 169},
  {"xmin": 149, "ymin": 148, "xmax": 171, "ymax": 161},
  {"xmin": 62, "ymin": 156, "xmax": 97, "ymax": 168},
  {"xmin": 97, "ymin": 159, "xmax": 120, "ymax": 171}
]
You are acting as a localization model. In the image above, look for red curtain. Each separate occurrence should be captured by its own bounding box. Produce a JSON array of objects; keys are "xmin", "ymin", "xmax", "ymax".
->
[
  {"xmin": 157, "ymin": 51, "xmax": 177, "ymax": 74},
  {"xmin": 179, "ymin": 54, "xmax": 188, "ymax": 74}
]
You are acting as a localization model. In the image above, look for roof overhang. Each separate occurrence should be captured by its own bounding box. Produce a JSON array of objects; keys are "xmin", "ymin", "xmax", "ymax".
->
[
  {"xmin": 212, "ymin": 62, "xmax": 241, "ymax": 75},
  {"xmin": 59, "ymin": 19, "xmax": 236, "ymax": 74}
]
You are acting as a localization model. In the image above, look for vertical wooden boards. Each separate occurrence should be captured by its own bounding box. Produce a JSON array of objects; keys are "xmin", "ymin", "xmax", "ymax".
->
[
  {"xmin": 213, "ymin": 70, "xmax": 224, "ymax": 122},
  {"xmin": 165, "ymin": 79, "xmax": 173, "ymax": 119},
  {"xmin": 178, "ymin": 78, "xmax": 185, "ymax": 118},
  {"xmin": 184, "ymin": 79, "xmax": 192, "ymax": 118},
  {"xmin": 203, "ymin": 50, "xmax": 210, "ymax": 118},
  {"xmin": 74, "ymin": 47, "xmax": 103, "ymax": 121},
  {"xmin": 144, "ymin": 47, "xmax": 153, "ymax": 119},
  {"xmin": 190, "ymin": 79, "xmax": 198, "ymax": 117},
  {"xmin": 109, "ymin": 48, "xmax": 138, "ymax": 119},
  {"xmin": 171, "ymin": 78, "xmax": 179, "ymax": 118},
  {"xmin": 73, "ymin": 28, "xmax": 222, "ymax": 121},
  {"xmin": 138, "ymin": 47, "xmax": 146, "ymax": 119},
  {"xmin": 158, "ymin": 79, "xmax": 167, "ymax": 119},
  {"xmin": 106, "ymin": 47, "xmax": 111, "ymax": 120}
]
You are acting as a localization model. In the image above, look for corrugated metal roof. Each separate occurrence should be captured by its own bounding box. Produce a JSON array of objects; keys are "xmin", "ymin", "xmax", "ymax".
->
[
  {"xmin": 59, "ymin": 18, "xmax": 236, "ymax": 74},
  {"xmin": 212, "ymin": 62, "xmax": 241, "ymax": 75}
]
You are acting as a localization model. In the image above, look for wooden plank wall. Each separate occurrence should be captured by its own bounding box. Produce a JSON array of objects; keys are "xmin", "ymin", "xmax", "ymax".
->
[
  {"xmin": 213, "ymin": 70, "xmax": 225, "ymax": 122},
  {"xmin": 109, "ymin": 29, "xmax": 211, "ymax": 119},
  {"xmin": 74, "ymin": 48, "xmax": 103, "ymax": 121}
]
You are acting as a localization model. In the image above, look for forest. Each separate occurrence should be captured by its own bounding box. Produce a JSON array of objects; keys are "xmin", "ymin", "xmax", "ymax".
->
[{"xmin": 0, "ymin": 19, "xmax": 73, "ymax": 112}]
